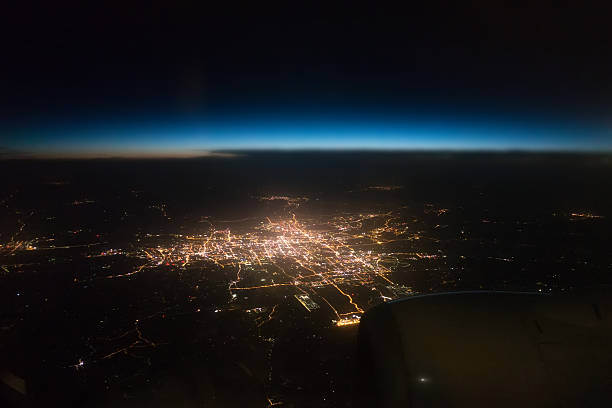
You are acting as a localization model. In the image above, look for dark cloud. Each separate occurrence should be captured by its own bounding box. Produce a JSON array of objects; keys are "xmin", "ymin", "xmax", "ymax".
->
[{"xmin": 0, "ymin": 147, "xmax": 32, "ymax": 160}]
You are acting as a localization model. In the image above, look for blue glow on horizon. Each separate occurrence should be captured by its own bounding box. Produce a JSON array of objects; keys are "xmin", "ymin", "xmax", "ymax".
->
[{"xmin": 4, "ymin": 117, "xmax": 612, "ymax": 157}]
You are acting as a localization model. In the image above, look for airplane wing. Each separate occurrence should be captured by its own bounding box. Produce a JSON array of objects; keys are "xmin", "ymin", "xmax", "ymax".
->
[{"xmin": 354, "ymin": 290, "xmax": 612, "ymax": 407}]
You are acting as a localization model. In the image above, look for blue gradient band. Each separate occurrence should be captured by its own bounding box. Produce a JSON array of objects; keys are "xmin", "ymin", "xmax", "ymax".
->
[{"xmin": 4, "ymin": 116, "xmax": 611, "ymax": 157}]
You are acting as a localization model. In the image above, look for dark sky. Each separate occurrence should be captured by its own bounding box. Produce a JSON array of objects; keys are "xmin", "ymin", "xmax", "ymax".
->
[{"xmin": 3, "ymin": 2, "xmax": 612, "ymax": 155}]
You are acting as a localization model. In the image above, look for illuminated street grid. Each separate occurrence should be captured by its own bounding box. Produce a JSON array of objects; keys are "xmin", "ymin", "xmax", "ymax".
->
[{"xmin": 116, "ymin": 209, "xmax": 429, "ymax": 326}]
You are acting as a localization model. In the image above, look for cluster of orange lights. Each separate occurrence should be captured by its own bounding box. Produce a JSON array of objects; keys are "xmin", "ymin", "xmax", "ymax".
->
[{"xmin": 125, "ymin": 211, "xmax": 425, "ymax": 325}]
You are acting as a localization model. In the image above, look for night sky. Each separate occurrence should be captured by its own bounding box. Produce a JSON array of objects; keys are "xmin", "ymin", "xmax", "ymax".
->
[{"xmin": 3, "ymin": 2, "xmax": 612, "ymax": 157}]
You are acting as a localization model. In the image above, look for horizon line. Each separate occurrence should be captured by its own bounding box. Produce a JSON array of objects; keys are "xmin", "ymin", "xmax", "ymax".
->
[{"xmin": 3, "ymin": 147, "xmax": 612, "ymax": 160}]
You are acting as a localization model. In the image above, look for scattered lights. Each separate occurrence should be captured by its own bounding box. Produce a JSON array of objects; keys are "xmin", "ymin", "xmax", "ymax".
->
[
  {"xmin": 335, "ymin": 316, "xmax": 361, "ymax": 327},
  {"xmin": 570, "ymin": 212, "xmax": 603, "ymax": 220},
  {"xmin": 266, "ymin": 396, "xmax": 285, "ymax": 406},
  {"xmin": 71, "ymin": 359, "xmax": 85, "ymax": 370},
  {"xmin": 112, "ymin": 211, "xmax": 422, "ymax": 323},
  {"xmin": 294, "ymin": 294, "xmax": 320, "ymax": 312}
]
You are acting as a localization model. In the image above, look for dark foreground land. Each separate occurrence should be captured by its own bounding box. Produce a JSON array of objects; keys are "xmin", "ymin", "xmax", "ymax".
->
[{"xmin": 1, "ymin": 152, "xmax": 611, "ymax": 407}]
